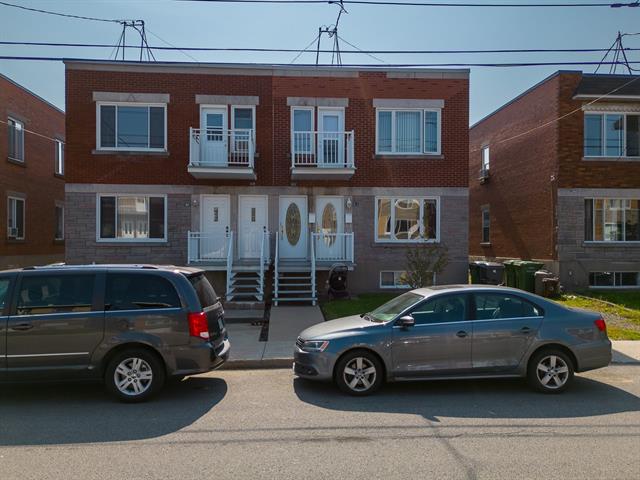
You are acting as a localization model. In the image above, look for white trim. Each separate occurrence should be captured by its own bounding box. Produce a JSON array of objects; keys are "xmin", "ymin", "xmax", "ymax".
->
[
  {"xmin": 96, "ymin": 101, "xmax": 167, "ymax": 152},
  {"xmin": 374, "ymin": 195, "xmax": 441, "ymax": 243},
  {"xmin": 231, "ymin": 105, "xmax": 256, "ymax": 132},
  {"xmin": 375, "ymin": 108, "xmax": 442, "ymax": 156},
  {"xmin": 373, "ymin": 99, "xmax": 444, "ymax": 109},
  {"xmin": 589, "ymin": 271, "xmax": 640, "ymax": 288},
  {"xmin": 199, "ymin": 194, "xmax": 231, "ymax": 232},
  {"xmin": 379, "ymin": 270, "xmax": 412, "ymax": 289},
  {"xmin": 54, "ymin": 139, "xmax": 64, "ymax": 175},
  {"xmin": 7, "ymin": 195, "xmax": 25, "ymax": 240},
  {"xmin": 583, "ymin": 110, "xmax": 640, "ymax": 159},
  {"xmin": 585, "ymin": 197, "xmax": 640, "ymax": 243},
  {"xmin": 7, "ymin": 116, "xmax": 25, "ymax": 162},
  {"xmin": 196, "ymin": 94, "xmax": 258, "ymax": 105},
  {"xmin": 96, "ymin": 193, "xmax": 168, "ymax": 243},
  {"xmin": 291, "ymin": 106, "xmax": 315, "ymax": 155}
]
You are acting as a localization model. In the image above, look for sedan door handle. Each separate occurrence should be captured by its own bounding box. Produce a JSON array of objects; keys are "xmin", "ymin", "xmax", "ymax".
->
[
  {"xmin": 520, "ymin": 327, "xmax": 532, "ymax": 334},
  {"xmin": 11, "ymin": 323, "xmax": 34, "ymax": 331},
  {"xmin": 456, "ymin": 330, "xmax": 468, "ymax": 338}
]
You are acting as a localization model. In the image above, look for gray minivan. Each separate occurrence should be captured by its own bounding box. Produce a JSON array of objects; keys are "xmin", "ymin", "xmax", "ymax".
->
[{"xmin": 0, "ymin": 264, "xmax": 230, "ymax": 402}]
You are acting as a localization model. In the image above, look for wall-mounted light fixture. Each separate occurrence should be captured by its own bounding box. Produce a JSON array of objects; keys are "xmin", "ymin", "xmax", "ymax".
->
[{"xmin": 346, "ymin": 196, "xmax": 352, "ymax": 210}]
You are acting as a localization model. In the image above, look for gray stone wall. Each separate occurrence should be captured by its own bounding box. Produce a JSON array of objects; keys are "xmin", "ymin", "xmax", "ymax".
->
[{"xmin": 557, "ymin": 189, "xmax": 640, "ymax": 290}]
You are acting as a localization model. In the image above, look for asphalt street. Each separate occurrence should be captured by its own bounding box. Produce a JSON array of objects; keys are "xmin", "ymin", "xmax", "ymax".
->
[{"xmin": 1, "ymin": 366, "xmax": 639, "ymax": 480}]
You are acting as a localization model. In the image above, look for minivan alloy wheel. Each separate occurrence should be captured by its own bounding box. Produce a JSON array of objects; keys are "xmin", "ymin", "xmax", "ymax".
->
[
  {"xmin": 114, "ymin": 357, "xmax": 154, "ymax": 396},
  {"xmin": 343, "ymin": 357, "xmax": 377, "ymax": 392},
  {"xmin": 536, "ymin": 355, "xmax": 569, "ymax": 389}
]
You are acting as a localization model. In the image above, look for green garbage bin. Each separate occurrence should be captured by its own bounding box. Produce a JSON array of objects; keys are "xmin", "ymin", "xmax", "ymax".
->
[
  {"xmin": 469, "ymin": 261, "xmax": 481, "ymax": 284},
  {"xmin": 503, "ymin": 260, "xmax": 520, "ymax": 288},
  {"xmin": 516, "ymin": 261, "xmax": 545, "ymax": 293}
]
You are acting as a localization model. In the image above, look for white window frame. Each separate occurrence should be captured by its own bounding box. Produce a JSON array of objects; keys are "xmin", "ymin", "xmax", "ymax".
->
[
  {"xmin": 54, "ymin": 139, "xmax": 64, "ymax": 175},
  {"xmin": 7, "ymin": 196, "xmax": 25, "ymax": 240},
  {"xmin": 96, "ymin": 102, "xmax": 167, "ymax": 152},
  {"xmin": 7, "ymin": 117, "xmax": 25, "ymax": 162},
  {"xmin": 374, "ymin": 196, "xmax": 440, "ymax": 243},
  {"xmin": 375, "ymin": 108, "xmax": 441, "ymax": 156},
  {"xmin": 481, "ymin": 206, "xmax": 491, "ymax": 244},
  {"xmin": 290, "ymin": 106, "xmax": 315, "ymax": 155},
  {"xmin": 481, "ymin": 145, "xmax": 490, "ymax": 172},
  {"xmin": 96, "ymin": 194, "xmax": 168, "ymax": 243},
  {"xmin": 380, "ymin": 270, "xmax": 436, "ymax": 289},
  {"xmin": 55, "ymin": 204, "xmax": 64, "ymax": 240},
  {"xmin": 585, "ymin": 198, "xmax": 640, "ymax": 244},
  {"xmin": 589, "ymin": 271, "xmax": 640, "ymax": 289},
  {"xmin": 583, "ymin": 111, "xmax": 640, "ymax": 158},
  {"xmin": 231, "ymin": 105, "xmax": 256, "ymax": 132}
]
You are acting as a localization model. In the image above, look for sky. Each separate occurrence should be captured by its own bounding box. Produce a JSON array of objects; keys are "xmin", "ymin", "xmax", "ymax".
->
[{"xmin": 1, "ymin": 0, "xmax": 640, "ymax": 124}]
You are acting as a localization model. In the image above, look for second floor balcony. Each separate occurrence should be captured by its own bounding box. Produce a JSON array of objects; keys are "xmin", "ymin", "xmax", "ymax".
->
[
  {"xmin": 188, "ymin": 128, "xmax": 256, "ymax": 180},
  {"xmin": 291, "ymin": 131, "xmax": 355, "ymax": 180}
]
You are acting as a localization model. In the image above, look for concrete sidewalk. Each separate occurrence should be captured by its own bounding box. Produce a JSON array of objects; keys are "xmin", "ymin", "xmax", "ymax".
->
[
  {"xmin": 612, "ymin": 340, "xmax": 640, "ymax": 364},
  {"xmin": 223, "ymin": 305, "xmax": 324, "ymax": 369}
]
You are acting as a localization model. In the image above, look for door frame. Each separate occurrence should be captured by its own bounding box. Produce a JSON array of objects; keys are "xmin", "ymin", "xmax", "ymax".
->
[
  {"xmin": 317, "ymin": 107, "xmax": 345, "ymax": 166},
  {"xmin": 238, "ymin": 194, "xmax": 269, "ymax": 259},
  {"xmin": 200, "ymin": 104, "xmax": 228, "ymax": 130},
  {"xmin": 199, "ymin": 194, "xmax": 231, "ymax": 232},
  {"xmin": 279, "ymin": 195, "xmax": 309, "ymax": 259},
  {"xmin": 314, "ymin": 195, "xmax": 344, "ymax": 258}
]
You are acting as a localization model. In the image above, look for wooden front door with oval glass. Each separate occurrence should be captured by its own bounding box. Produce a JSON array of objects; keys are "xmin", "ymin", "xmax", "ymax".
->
[
  {"xmin": 278, "ymin": 196, "xmax": 308, "ymax": 259},
  {"xmin": 315, "ymin": 196, "xmax": 344, "ymax": 260}
]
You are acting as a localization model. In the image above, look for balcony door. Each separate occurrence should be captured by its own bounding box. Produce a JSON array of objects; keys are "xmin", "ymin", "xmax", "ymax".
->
[
  {"xmin": 200, "ymin": 195, "xmax": 230, "ymax": 259},
  {"xmin": 200, "ymin": 107, "xmax": 228, "ymax": 166},
  {"xmin": 318, "ymin": 108, "xmax": 344, "ymax": 167},
  {"xmin": 279, "ymin": 196, "xmax": 308, "ymax": 259},
  {"xmin": 315, "ymin": 196, "xmax": 344, "ymax": 261}
]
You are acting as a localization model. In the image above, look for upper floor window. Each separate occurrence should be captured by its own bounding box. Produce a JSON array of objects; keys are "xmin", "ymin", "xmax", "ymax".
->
[
  {"xmin": 232, "ymin": 106, "xmax": 255, "ymax": 131},
  {"xmin": 585, "ymin": 198, "xmax": 640, "ymax": 242},
  {"xmin": 376, "ymin": 108, "xmax": 441, "ymax": 155},
  {"xmin": 292, "ymin": 107, "xmax": 314, "ymax": 154},
  {"xmin": 584, "ymin": 112, "xmax": 640, "ymax": 158},
  {"xmin": 98, "ymin": 194, "xmax": 166, "ymax": 242},
  {"xmin": 481, "ymin": 145, "xmax": 490, "ymax": 172},
  {"xmin": 55, "ymin": 139, "xmax": 64, "ymax": 175},
  {"xmin": 375, "ymin": 197, "xmax": 439, "ymax": 242},
  {"xmin": 7, "ymin": 117, "xmax": 25, "ymax": 162},
  {"xmin": 7, "ymin": 196, "xmax": 25, "ymax": 240},
  {"xmin": 97, "ymin": 103, "xmax": 166, "ymax": 151}
]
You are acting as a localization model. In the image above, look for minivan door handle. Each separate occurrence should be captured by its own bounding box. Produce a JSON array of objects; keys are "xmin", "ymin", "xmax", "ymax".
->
[
  {"xmin": 11, "ymin": 323, "xmax": 34, "ymax": 331},
  {"xmin": 456, "ymin": 330, "xmax": 468, "ymax": 338}
]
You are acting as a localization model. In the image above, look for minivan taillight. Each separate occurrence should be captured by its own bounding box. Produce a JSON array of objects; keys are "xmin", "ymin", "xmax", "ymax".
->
[
  {"xmin": 188, "ymin": 312, "xmax": 210, "ymax": 340},
  {"xmin": 594, "ymin": 318, "xmax": 607, "ymax": 332}
]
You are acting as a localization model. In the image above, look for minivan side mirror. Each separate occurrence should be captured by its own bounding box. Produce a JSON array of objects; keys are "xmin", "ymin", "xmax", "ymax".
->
[{"xmin": 397, "ymin": 315, "xmax": 415, "ymax": 328}]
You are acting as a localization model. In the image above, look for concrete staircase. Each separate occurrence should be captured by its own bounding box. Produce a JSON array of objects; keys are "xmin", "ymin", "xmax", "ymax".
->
[
  {"xmin": 227, "ymin": 265, "xmax": 265, "ymax": 302},
  {"xmin": 273, "ymin": 265, "xmax": 316, "ymax": 305}
]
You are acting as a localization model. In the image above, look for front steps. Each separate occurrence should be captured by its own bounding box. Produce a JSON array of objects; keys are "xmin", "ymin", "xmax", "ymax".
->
[
  {"xmin": 227, "ymin": 268, "xmax": 264, "ymax": 302},
  {"xmin": 273, "ymin": 266, "xmax": 317, "ymax": 306}
]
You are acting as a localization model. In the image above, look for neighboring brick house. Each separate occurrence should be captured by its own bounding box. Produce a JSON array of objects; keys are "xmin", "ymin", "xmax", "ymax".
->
[
  {"xmin": 0, "ymin": 73, "xmax": 65, "ymax": 269},
  {"xmin": 470, "ymin": 71, "xmax": 640, "ymax": 291},
  {"xmin": 64, "ymin": 60, "xmax": 469, "ymax": 302}
]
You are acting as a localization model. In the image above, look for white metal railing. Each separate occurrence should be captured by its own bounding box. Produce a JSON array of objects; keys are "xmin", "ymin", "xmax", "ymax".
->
[
  {"xmin": 274, "ymin": 235, "xmax": 279, "ymax": 306},
  {"xmin": 310, "ymin": 232, "xmax": 317, "ymax": 305},
  {"xmin": 291, "ymin": 131, "xmax": 355, "ymax": 168},
  {"xmin": 259, "ymin": 230, "xmax": 270, "ymax": 301},
  {"xmin": 187, "ymin": 230, "xmax": 232, "ymax": 263},
  {"xmin": 189, "ymin": 128, "xmax": 255, "ymax": 168},
  {"xmin": 225, "ymin": 231, "xmax": 234, "ymax": 296},
  {"xmin": 312, "ymin": 232, "xmax": 355, "ymax": 263}
]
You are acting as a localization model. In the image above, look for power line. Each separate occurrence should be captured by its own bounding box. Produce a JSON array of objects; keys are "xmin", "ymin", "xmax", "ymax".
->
[
  {"xmin": 0, "ymin": 1, "xmax": 122, "ymax": 23},
  {"xmin": 2, "ymin": 56, "xmax": 640, "ymax": 68},
  {"xmin": 0, "ymin": 118, "xmax": 64, "ymax": 144},
  {"xmin": 3, "ymin": 40, "xmax": 640, "ymax": 55},
  {"xmin": 290, "ymin": 34, "xmax": 321, "ymax": 63},
  {"xmin": 178, "ymin": 0, "xmax": 640, "ymax": 8}
]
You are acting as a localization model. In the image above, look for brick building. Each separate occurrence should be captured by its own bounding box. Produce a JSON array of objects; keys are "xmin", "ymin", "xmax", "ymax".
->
[
  {"xmin": 64, "ymin": 60, "xmax": 469, "ymax": 302},
  {"xmin": 470, "ymin": 71, "xmax": 640, "ymax": 290},
  {"xmin": 1, "ymin": 73, "xmax": 65, "ymax": 269}
]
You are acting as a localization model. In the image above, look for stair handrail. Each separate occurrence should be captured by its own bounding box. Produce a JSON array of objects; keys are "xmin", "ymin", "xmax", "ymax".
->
[
  {"xmin": 310, "ymin": 230, "xmax": 317, "ymax": 306},
  {"xmin": 225, "ymin": 230, "xmax": 234, "ymax": 299},
  {"xmin": 274, "ymin": 233, "xmax": 279, "ymax": 306},
  {"xmin": 259, "ymin": 229, "xmax": 268, "ymax": 301}
]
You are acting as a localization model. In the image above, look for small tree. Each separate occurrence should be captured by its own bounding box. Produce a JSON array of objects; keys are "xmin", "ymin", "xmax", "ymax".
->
[{"xmin": 405, "ymin": 243, "xmax": 449, "ymax": 288}]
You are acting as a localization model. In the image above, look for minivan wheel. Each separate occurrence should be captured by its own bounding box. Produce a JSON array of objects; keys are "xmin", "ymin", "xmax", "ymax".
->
[
  {"xmin": 335, "ymin": 350, "xmax": 383, "ymax": 396},
  {"xmin": 527, "ymin": 349, "xmax": 574, "ymax": 394},
  {"xmin": 105, "ymin": 349, "xmax": 165, "ymax": 403}
]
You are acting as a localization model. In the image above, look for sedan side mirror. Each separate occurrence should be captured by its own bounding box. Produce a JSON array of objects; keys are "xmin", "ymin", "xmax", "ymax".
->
[{"xmin": 397, "ymin": 315, "xmax": 415, "ymax": 328}]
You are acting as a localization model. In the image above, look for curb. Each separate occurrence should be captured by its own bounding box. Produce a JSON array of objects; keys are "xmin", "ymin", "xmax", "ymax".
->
[
  {"xmin": 220, "ymin": 358, "xmax": 293, "ymax": 370},
  {"xmin": 611, "ymin": 360, "xmax": 640, "ymax": 365}
]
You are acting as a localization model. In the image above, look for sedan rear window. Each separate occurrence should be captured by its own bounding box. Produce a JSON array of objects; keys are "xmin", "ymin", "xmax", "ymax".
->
[
  {"xmin": 187, "ymin": 273, "xmax": 218, "ymax": 309},
  {"xmin": 474, "ymin": 293, "xmax": 541, "ymax": 320}
]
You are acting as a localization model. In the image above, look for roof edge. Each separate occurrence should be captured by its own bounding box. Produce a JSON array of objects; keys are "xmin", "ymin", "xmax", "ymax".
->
[{"xmin": 0, "ymin": 72, "xmax": 65, "ymax": 115}]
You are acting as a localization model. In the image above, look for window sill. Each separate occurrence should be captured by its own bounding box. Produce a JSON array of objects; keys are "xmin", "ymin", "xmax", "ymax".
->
[
  {"xmin": 583, "ymin": 241, "xmax": 640, "ymax": 247},
  {"xmin": 54, "ymin": 238, "xmax": 65, "ymax": 244},
  {"xmin": 7, "ymin": 157, "xmax": 26, "ymax": 166},
  {"xmin": 92, "ymin": 149, "xmax": 169, "ymax": 156},
  {"xmin": 582, "ymin": 156, "xmax": 640, "ymax": 162},
  {"xmin": 54, "ymin": 173, "xmax": 65, "ymax": 179},
  {"xmin": 96, "ymin": 239, "xmax": 168, "ymax": 244},
  {"xmin": 6, "ymin": 237, "xmax": 25, "ymax": 243},
  {"xmin": 373, "ymin": 240, "xmax": 440, "ymax": 246},
  {"xmin": 375, "ymin": 154, "xmax": 444, "ymax": 160},
  {"xmin": 480, "ymin": 242, "xmax": 492, "ymax": 247}
]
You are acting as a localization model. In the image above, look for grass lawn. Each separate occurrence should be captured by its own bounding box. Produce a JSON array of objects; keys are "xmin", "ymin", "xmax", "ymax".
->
[
  {"xmin": 320, "ymin": 293, "xmax": 398, "ymax": 321},
  {"xmin": 320, "ymin": 291, "xmax": 640, "ymax": 340}
]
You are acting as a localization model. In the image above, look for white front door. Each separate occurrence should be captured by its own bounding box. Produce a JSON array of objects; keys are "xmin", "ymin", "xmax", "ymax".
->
[
  {"xmin": 318, "ymin": 108, "xmax": 344, "ymax": 166},
  {"xmin": 200, "ymin": 107, "xmax": 228, "ymax": 166},
  {"xmin": 238, "ymin": 195, "xmax": 268, "ymax": 259},
  {"xmin": 315, "ymin": 196, "xmax": 345, "ymax": 261},
  {"xmin": 200, "ymin": 195, "xmax": 230, "ymax": 259},
  {"xmin": 279, "ymin": 196, "xmax": 308, "ymax": 259}
]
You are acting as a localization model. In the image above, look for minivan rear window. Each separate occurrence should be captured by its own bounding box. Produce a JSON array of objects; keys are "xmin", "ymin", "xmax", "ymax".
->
[
  {"xmin": 105, "ymin": 273, "xmax": 181, "ymax": 311},
  {"xmin": 0, "ymin": 278, "xmax": 11, "ymax": 312},
  {"xmin": 187, "ymin": 273, "xmax": 218, "ymax": 309}
]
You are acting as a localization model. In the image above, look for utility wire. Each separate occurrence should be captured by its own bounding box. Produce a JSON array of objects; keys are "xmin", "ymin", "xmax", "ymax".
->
[
  {"xmin": 145, "ymin": 29, "xmax": 200, "ymax": 62},
  {"xmin": 0, "ymin": 118, "xmax": 64, "ymax": 144},
  {"xmin": 3, "ymin": 40, "xmax": 640, "ymax": 55},
  {"xmin": 290, "ymin": 34, "xmax": 322, "ymax": 63},
  {"xmin": 0, "ymin": 1, "xmax": 123, "ymax": 22},
  {"xmin": 337, "ymin": 35, "xmax": 387, "ymax": 63},
  {"xmin": 2, "ymin": 56, "xmax": 640, "ymax": 68},
  {"xmin": 179, "ymin": 0, "xmax": 640, "ymax": 8}
]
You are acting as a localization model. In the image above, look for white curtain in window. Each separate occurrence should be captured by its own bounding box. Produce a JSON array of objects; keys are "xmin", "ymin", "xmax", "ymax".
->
[{"xmin": 395, "ymin": 111, "xmax": 421, "ymax": 153}]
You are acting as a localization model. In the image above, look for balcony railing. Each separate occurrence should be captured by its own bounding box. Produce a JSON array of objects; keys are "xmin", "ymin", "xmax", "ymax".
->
[
  {"xmin": 187, "ymin": 230, "xmax": 232, "ymax": 263},
  {"xmin": 188, "ymin": 128, "xmax": 256, "ymax": 179},
  {"xmin": 291, "ymin": 131, "xmax": 355, "ymax": 180},
  {"xmin": 312, "ymin": 232, "xmax": 355, "ymax": 263}
]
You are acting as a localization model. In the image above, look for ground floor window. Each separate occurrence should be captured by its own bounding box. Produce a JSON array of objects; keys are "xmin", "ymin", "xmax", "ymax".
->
[
  {"xmin": 98, "ymin": 195, "xmax": 166, "ymax": 241},
  {"xmin": 375, "ymin": 196, "xmax": 439, "ymax": 242},
  {"xmin": 585, "ymin": 198, "xmax": 640, "ymax": 242},
  {"xmin": 7, "ymin": 196, "xmax": 25, "ymax": 239},
  {"xmin": 55, "ymin": 204, "xmax": 64, "ymax": 240},
  {"xmin": 380, "ymin": 270, "xmax": 435, "ymax": 289},
  {"xmin": 589, "ymin": 271, "xmax": 640, "ymax": 288}
]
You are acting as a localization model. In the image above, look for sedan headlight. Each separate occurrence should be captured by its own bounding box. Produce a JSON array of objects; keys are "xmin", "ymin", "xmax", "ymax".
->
[{"xmin": 301, "ymin": 340, "xmax": 330, "ymax": 352}]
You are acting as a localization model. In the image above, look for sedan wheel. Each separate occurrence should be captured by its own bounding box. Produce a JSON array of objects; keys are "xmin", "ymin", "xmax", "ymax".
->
[
  {"xmin": 335, "ymin": 350, "xmax": 383, "ymax": 396},
  {"xmin": 528, "ymin": 350, "xmax": 574, "ymax": 393}
]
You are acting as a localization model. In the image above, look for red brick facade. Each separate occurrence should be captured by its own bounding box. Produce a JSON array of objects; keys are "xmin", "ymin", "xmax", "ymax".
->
[
  {"xmin": 65, "ymin": 65, "xmax": 468, "ymax": 188},
  {"xmin": 0, "ymin": 74, "xmax": 65, "ymax": 268}
]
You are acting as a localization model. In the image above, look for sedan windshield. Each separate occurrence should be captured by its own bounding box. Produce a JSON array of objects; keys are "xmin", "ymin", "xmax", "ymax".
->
[{"xmin": 368, "ymin": 292, "xmax": 423, "ymax": 323}]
